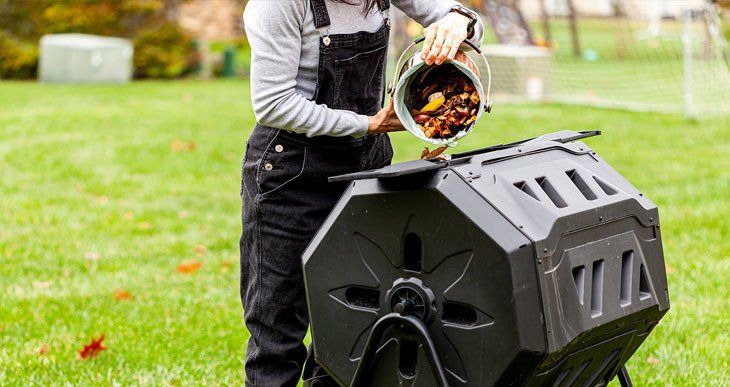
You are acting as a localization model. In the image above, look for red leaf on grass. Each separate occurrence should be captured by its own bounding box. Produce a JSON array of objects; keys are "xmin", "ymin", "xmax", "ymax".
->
[
  {"xmin": 79, "ymin": 335, "xmax": 107, "ymax": 359},
  {"xmin": 176, "ymin": 259, "xmax": 202, "ymax": 274},
  {"xmin": 114, "ymin": 288, "xmax": 133, "ymax": 301}
]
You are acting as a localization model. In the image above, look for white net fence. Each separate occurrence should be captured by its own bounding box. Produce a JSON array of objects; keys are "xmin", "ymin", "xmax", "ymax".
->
[{"xmin": 389, "ymin": 0, "xmax": 730, "ymax": 117}]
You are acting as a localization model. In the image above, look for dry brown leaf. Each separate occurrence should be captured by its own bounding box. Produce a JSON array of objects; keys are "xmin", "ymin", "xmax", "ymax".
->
[
  {"xmin": 114, "ymin": 288, "xmax": 133, "ymax": 301},
  {"xmin": 171, "ymin": 140, "xmax": 197, "ymax": 153},
  {"xmin": 176, "ymin": 259, "xmax": 202, "ymax": 274},
  {"xmin": 193, "ymin": 244, "xmax": 207, "ymax": 255},
  {"xmin": 37, "ymin": 345, "xmax": 49, "ymax": 356},
  {"xmin": 647, "ymin": 356, "xmax": 660, "ymax": 365},
  {"xmin": 665, "ymin": 264, "xmax": 675, "ymax": 274},
  {"xmin": 420, "ymin": 146, "xmax": 448, "ymax": 160},
  {"xmin": 220, "ymin": 260, "xmax": 233, "ymax": 272}
]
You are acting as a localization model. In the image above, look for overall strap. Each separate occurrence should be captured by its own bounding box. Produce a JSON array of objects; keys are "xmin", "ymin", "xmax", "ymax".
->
[
  {"xmin": 310, "ymin": 0, "xmax": 331, "ymax": 29},
  {"xmin": 376, "ymin": 0, "xmax": 390, "ymax": 12}
]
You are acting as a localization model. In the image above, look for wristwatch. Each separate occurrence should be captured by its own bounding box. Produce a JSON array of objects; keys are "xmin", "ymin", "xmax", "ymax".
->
[{"xmin": 449, "ymin": 5, "xmax": 478, "ymax": 39}]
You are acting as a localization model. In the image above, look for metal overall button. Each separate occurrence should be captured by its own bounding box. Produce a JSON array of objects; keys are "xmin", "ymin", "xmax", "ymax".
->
[
  {"xmin": 275, "ymin": 144, "xmax": 284, "ymax": 153},
  {"xmin": 264, "ymin": 163, "xmax": 273, "ymax": 171}
]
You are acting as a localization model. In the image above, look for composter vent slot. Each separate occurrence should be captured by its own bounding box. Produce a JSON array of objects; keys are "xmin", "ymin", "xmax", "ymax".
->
[
  {"xmin": 514, "ymin": 181, "xmax": 540, "ymax": 202},
  {"xmin": 345, "ymin": 287, "xmax": 380, "ymax": 309},
  {"xmin": 442, "ymin": 302, "xmax": 478, "ymax": 326},
  {"xmin": 591, "ymin": 260, "xmax": 604, "ymax": 318},
  {"xmin": 572, "ymin": 266, "xmax": 586, "ymax": 305},
  {"xmin": 403, "ymin": 233, "xmax": 422, "ymax": 272},
  {"xmin": 620, "ymin": 251, "xmax": 634, "ymax": 306},
  {"xmin": 593, "ymin": 176, "xmax": 618, "ymax": 196},
  {"xmin": 399, "ymin": 339, "xmax": 418, "ymax": 379},
  {"xmin": 639, "ymin": 264, "xmax": 652, "ymax": 300},
  {"xmin": 536, "ymin": 177, "xmax": 568, "ymax": 208},
  {"xmin": 566, "ymin": 169, "xmax": 598, "ymax": 200}
]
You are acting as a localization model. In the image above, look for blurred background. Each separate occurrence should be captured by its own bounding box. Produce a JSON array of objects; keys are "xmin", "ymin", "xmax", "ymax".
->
[{"xmin": 0, "ymin": 0, "xmax": 728, "ymax": 385}]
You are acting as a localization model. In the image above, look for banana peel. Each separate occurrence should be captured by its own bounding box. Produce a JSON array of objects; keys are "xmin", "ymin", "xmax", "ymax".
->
[{"xmin": 419, "ymin": 96, "xmax": 445, "ymax": 113}]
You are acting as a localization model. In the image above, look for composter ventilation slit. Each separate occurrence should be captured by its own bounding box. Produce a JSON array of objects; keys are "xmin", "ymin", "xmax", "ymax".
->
[
  {"xmin": 620, "ymin": 251, "xmax": 634, "ymax": 306},
  {"xmin": 442, "ymin": 302, "xmax": 478, "ymax": 326},
  {"xmin": 403, "ymin": 233, "xmax": 422, "ymax": 272},
  {"xmin": 593, "ymin": 176, "xmax": 619, "ymax": 196},
  {"xmin": 535, "ymin": 177, "xmax": 568, "ymax": 208},
  {"xmin": 572, "ymin": 266, "xmax": 586, "ymax": 305},
  {"xmin": 513, "ymin": 181, "xmax": 540, "ymax": 202},
  {"xmin": 566, "ymin": 169, "xmax": 598, "ymax": 200},
  {"xmin": 591, "ymin": 260, "xmax": 604, "ymax": 317},
  {"xmin": 398, "ymin": 339, "xmax": 419, "ymax": 379},
  {"xmin": 345, "ymin": 287, "xmax": 380, "ymax": 309},
  {"xmin": 639, "ymin": 264, "xmax": 652, "ymax": 300}
]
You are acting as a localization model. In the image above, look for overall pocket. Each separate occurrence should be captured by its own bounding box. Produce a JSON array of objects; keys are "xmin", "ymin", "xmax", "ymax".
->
[
  {"xmin": 255, "ymin": 133, "xmax": 307, "ymax": 197},
  {"xmin": 333, "ymin": 45, "xmax": 387, "ymax": 115}
]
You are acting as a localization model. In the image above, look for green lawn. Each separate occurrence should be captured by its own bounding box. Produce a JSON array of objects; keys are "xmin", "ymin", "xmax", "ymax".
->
[{"xmin": 0, "ymin": 79, "xmax": 728, "ymax": 385}]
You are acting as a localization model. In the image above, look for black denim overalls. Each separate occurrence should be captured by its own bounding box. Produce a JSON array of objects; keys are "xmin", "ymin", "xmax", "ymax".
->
[{"xmin": 240, "ymin": 1, "xmax": 393, "ymax": 385}]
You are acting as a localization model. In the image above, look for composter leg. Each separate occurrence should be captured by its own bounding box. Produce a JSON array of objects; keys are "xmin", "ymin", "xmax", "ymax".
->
[
  {"xmin": 617, "ymin": 366, "xmax": 633, "ymax": 387},
  {"xmin": 350, "ymin": 313, "xmax": 449, "ymax": 387}
]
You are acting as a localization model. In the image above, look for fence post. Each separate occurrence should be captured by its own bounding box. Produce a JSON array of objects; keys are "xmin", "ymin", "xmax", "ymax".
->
[{"xmin": 683, "ymin": 8, "xmax": 694, "ymax": 119}]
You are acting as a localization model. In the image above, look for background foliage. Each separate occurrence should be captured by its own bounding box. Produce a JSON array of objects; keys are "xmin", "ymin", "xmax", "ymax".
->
[{"xmin": 0, "ymin": 0, "xmax": 193, "ymax": 79}]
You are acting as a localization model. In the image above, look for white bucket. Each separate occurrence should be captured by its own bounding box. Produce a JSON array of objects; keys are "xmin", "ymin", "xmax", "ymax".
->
[{"xmin": 389, "ymin": 38, "xmax": 493, "ymax": 147}]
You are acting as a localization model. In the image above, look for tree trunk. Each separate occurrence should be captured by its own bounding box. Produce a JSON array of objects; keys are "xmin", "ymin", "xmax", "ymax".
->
[
  {"xmin": 540, "ymin": 0, "xmax": 552, "ymax": 44},
  {"xmin": 480, "ymin": 0, "xmax": 535, "ymax": 45},
  {"xmin": 566, "ymin": 0, "xmax": 581, "ymax": 57}
]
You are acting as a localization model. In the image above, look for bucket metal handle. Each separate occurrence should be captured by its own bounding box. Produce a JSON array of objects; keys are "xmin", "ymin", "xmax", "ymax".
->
[{"xmin": 389, "ymin": 37, "xmax": 493, "ymax": 113}]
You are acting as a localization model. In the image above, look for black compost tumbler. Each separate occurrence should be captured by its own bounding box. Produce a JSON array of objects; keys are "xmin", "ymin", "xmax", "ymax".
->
[{"xmin": 303, "ymin": 131, "xmax": 670, "ymax": 387}]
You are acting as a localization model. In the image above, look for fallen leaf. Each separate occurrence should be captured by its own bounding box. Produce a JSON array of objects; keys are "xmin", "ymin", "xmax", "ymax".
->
[
  {"xmin": 79, "ymin": 335, "xmax": 107, "ymax": 359},
  {"xmin": 220, "ymin": 260, "xmax": 233, "ymax": 272},
  {"xmin": 171, "ymin": 140, "xmax": 197, "ymax": 153},
  {"xmin": 37, "ymin": 345, "xmax": 49, "ymax": 356},
  {"xmin": 665, "ymin": 264, "xmax": 675, "ymax": 274},
  {"xmin": 114, "ymin": 288, "xmax": 133, "ymax": 301},
  {"xmin": 647, "ymin": 356, "xmax": 660, "ymax": 365},
  {"xmin": 96, "ymin": 196, "xmax": 109, "ymax": 205},
  {"xmin": 84, "ymin": 252, "xmax": 99, "ymax": 261},
  {"xmin": 123, "ymin": 211, "xmax": 135, "ymax": 220},
  {"xmin": 176, "ymin": 259, "xmax": 202, "ymax": 274},
  {"xmin": 193, "ymin": 244, "xmax": 207, "ymax": 255}
]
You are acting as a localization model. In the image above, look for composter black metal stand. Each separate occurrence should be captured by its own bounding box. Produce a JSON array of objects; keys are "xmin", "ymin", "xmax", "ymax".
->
[
  {"xmin": 349, "ymin": 309, "xmax": 635, "ymax": 387},
  {"xmin": 350, "ymin": 311, "xmax": 450, "ymax": 387}
]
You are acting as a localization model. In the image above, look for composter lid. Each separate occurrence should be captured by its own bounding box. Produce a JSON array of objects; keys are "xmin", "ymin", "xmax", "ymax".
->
[{"xmin": 329, "ymin": 130, "xmax": 602, "ymax": 183}]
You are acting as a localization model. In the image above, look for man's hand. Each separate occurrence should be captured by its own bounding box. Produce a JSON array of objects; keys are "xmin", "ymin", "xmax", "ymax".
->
[
  {"xmin": 421, "ymin": 12, "xmax": 472, "ymax": 66},
  {"xmin": 368, "ymin": 98, "xmax": 405, "ymax": 134}
]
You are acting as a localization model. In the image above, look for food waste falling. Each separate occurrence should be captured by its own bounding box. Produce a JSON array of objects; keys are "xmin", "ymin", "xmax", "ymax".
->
[{"xmin": 408, "ymin": 64, "xmax": 480, "ymax": 139}]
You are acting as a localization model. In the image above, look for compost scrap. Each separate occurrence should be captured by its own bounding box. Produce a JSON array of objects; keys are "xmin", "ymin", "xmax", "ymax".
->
[{"xmin": 409, "ymin": 65, "xmax": 480, "ymax": 140}]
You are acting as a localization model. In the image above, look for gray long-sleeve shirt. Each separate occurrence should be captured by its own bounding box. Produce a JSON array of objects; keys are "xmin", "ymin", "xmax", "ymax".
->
[{"xmin": 244, "ymin": 0, "xmax": 484, "ymax": 137}]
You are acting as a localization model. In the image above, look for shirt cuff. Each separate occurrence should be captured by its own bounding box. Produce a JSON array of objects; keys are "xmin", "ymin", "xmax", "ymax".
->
[{"xmin": 351, "ymin": 115, "xmax": 369, "ymax": 138}]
